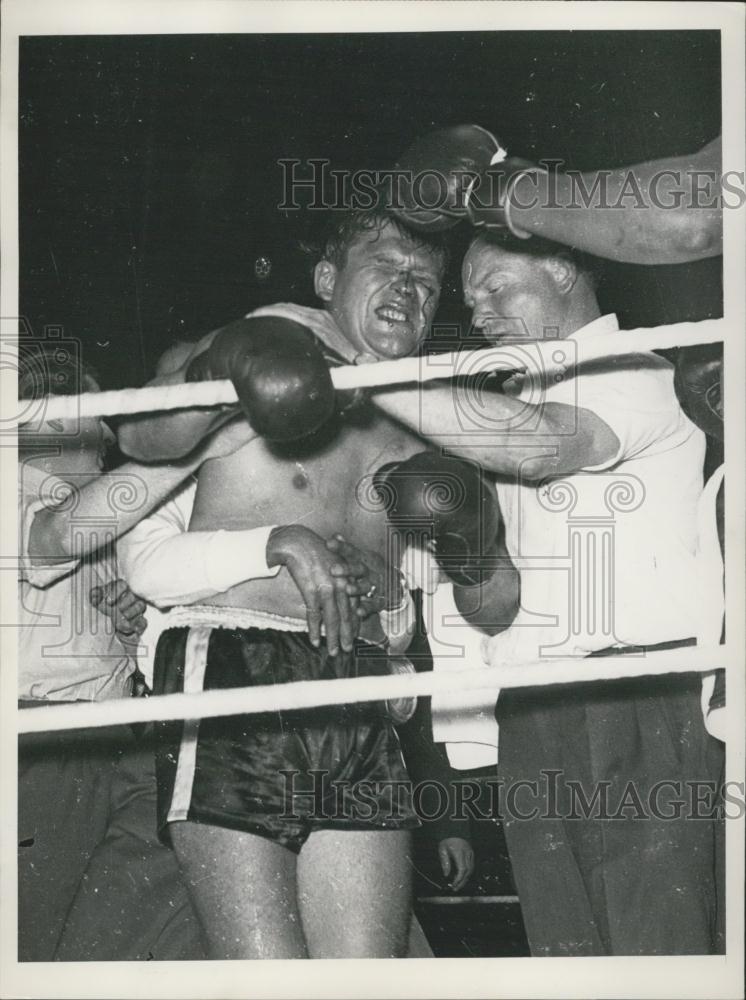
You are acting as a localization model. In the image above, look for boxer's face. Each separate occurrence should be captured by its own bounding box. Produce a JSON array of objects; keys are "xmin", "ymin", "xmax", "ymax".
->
[
  {"xmin": 462, "ymin": 242, "xmax": 572, "ymax": 343},
  {"xmin": 317, "ymin": 221, "xmax": 443, "ymax": 359}
]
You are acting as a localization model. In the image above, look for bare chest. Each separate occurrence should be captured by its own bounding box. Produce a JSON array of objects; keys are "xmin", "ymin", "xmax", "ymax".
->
[{"xmin": 190, "ymin": 412, "xmax": 424, "ymax": 546}]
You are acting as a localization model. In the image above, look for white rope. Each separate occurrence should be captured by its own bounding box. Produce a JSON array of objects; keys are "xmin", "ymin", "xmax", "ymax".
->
[
  {"xmin": 18, "ymin": 642, "xmax": 725, "ymax": 734},
  {"xmin": 24, "ymin": 318, "xmax": 723, "ymax": 422}
]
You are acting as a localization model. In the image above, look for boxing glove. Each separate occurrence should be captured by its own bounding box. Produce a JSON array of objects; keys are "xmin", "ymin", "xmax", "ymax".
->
[
  {"xmin": 393, "ymin": 124, "xmax": 507, "ymax": 232},
  {"xmin": 186, "ymin": 316, "xmax": 335, "ymax": 442},
  {"xmin": 373, "ymin": 450, "xmax": 502, "ymax": 586},
  {"xmin": 673, "ymin": 344, "xmax": 723, "ymax": 441},
  {"xmin": 465, "ymin": 157, "xmax": 547, "ymax": 237},
  {"xmin": 394, "ymin": 124, "xmax": 544, "ymax": 237}
]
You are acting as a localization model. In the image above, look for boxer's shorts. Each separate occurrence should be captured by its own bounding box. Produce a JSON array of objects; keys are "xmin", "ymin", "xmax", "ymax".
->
[{"xmin": 154, "ymin": 625, "xmax": 419, "ymax": 853}]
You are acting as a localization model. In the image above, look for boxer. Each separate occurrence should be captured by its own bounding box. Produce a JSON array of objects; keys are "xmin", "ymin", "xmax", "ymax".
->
[{"xmin": 118, "ymin": 209, "xmax": 468, "ymax": 959}]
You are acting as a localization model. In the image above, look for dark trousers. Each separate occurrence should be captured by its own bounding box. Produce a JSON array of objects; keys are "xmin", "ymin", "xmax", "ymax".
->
[
  {"xmin": 496, "ymin": 660, "xmax": 725, "ymax": 956},
  {"xmin": 18, "ymin": 708, "xmax": 204, "ymax": 962}
]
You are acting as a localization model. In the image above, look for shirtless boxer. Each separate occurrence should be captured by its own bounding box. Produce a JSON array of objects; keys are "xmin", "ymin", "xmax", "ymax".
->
[{"xmin": 118, "ymin": 210, "xmax": 469, "ymax": 959}]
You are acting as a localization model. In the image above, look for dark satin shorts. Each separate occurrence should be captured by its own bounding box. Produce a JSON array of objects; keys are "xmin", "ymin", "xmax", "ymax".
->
[{"xmin": 154, "ymin": 625, "xmax": 419, "ymax": 853}]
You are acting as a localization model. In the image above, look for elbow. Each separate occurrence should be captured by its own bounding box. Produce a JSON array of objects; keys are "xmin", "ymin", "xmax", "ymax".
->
[
  {"xmin": 119, "ymin": 552, "xmax": 184, "ymax": 609},
  {"xmin": 117, "ymin": 560, "xmax": 156, "ymax": 606},
  {"xmin": 672, "ymin": 215, "xmax": 722, "ymax": 260},
  {"xmin": 629, "ymin": 214, "xmax": 723, "ymax": 266},
  {"xmin": 453, "ymin": 573, "xmax": 520, "ymax": 635},
  {"xmin": 124, "ymin": 580, "xmax": 169, "ymax": 610},
  {"xmin": 28, "ymin": 512, "xmax": 71, "ymax": 562},
  {"xmin": 458, "ymin": 599, "xmax": 519, "ymax": 637}
]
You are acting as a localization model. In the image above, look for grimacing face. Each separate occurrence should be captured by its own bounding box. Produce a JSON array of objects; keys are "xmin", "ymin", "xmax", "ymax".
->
[
  {"xmin": 462, "ymin": 241, "xmax": 569, "ymax": 343},
  {"xmin": 318, "ymin": 221, "xmax": 443, "ymax": 360}
]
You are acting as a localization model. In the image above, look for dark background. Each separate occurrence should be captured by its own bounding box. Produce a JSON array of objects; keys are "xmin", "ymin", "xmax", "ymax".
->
[{"xmin": 20, "ymin": 30, "xmax": 722, "ymax": 393}]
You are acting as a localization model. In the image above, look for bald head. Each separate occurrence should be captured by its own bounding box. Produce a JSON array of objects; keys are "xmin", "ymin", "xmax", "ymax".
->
[{"xmin": 462, "ymin": 235, "xmax": 601, "ymax": 342}]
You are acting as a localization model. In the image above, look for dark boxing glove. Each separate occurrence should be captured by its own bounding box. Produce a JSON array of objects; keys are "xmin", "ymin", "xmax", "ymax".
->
[
  {"xmin": 373, "ymin": 450, "xmax": 502, "ymax": 586},
  {"xmin": 186, "ymin": 316, "xmax": 335, "ymax": 442},
  {"xmin": 465, "ymin": 157, "xmax": 547, "ymax": 237},
  {"xmin": 394, "ymin": 124, "xmax": 545, "ymax": 237},
  {"xmin": 673, "ymin": 344, "xmax": 723, "ymax": 442},
  {"xmin": 394, "ymin": 124, "xmax": 507, "ymax": 232}
]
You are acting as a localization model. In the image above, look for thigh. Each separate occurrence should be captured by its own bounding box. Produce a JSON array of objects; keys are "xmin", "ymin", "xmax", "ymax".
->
[
  {"xmin": 297, "ymin": 828, "xmax": 412, "ymax": 958},
  {"xmin": 170, "ymin": 820, "xmax": 307, "ymax": 959}
]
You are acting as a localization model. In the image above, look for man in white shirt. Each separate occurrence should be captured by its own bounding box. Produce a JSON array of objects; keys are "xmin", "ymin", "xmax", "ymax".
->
[{"xmin": 367, "ymin": 230, "xmax": 724, "ymax": 954}]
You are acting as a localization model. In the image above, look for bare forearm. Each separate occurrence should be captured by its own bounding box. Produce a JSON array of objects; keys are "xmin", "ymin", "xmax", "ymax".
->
[
  {"xmin": 117, "ymin": 369, "xmax": 231, "ymax": 460},
  {"xmin": 371, "ymin": 385, "xmax": 616, "ymax": 477},
  {"xmin": 117, "ymin": 329, "xmax": 226, "ymax": 460},
  {"xmin": 510, "ymin": 140, "xmax": 723, "ymax": 265},
  {"xmin": 30, "ymin": 454, "xmax": 205, "ymax": 562}
]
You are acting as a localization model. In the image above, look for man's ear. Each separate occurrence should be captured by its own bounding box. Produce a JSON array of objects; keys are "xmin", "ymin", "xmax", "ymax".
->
[
  {"xmin": 544, "ymin": 256, "xmax": 578, "ymax": 294},
  {"xmin": 314, "ymin": 259, "xmax": 337, "ymax": 303}
]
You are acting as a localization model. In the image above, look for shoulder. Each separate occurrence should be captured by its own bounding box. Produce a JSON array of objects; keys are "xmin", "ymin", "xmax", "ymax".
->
[
  {"xmin": 575, "ymin": 350, "xmax": 677, "ymax": 403},
  {"xmin": 155, "ymin": 340, "xmax": 197, "ymax": 376}
]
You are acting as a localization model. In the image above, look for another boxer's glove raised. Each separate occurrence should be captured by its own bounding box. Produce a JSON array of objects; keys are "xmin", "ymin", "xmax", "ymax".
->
[
  {"xmin": 394, "ymin": 124, "xmax": 544, "ymax": 237},
  {"xmin": 373, "ymin": 450, "xmax": 502, "ymax": 587},
  {"xmin": 465, "ymin": 157, "xmax": 546, "ymax": 237},
  {"xmin": 394, "ymin": 125, "xmax": 506, "ymax": 232},
  {"xmin": 186, "ymin": 316, "xmax": 335, "ymax": 442},
  {"xmin": 673, "ymin": 344, "xmax": 723, "ymax": 442}
]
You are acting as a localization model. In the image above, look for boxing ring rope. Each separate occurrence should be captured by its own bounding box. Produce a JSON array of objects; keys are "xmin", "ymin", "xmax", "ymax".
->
[
  {"xmin": 16, "ymin": 313, "xmax": 726, "ymax": 735},
  {"xmin": 25, "ymin": 317, "xmax": 724, "ymax": 422},
  {"xmin": 18, "ymin": 643, "xmax": 726, "ymax": 734}
]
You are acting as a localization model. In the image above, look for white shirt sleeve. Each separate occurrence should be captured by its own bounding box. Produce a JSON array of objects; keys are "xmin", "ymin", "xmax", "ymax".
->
[
  {"xmin": 19, "ymin": 463, "xmax": 80, "ymax": 589},
  {"xmin": 117, "ymin": 479, "xmax": 280, "ymax": 608},
  {"xmin": 572, "ymin": 355, "xmax": 692, "ymax": 472}
]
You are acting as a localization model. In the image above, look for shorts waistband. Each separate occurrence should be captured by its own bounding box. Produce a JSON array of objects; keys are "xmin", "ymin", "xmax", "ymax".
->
[{"xmin": 163, "ymin": 604, "xmax": 307, "ymax": 633}]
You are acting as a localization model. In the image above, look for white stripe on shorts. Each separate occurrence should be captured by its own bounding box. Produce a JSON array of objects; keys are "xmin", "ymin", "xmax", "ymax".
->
[{"xmin": 167, "ymin": 626, "xmax": 212, "ymax": 824}]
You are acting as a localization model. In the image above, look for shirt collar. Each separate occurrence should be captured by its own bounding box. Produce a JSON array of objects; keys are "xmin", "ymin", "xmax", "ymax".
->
[{"xmin": 567, "ymin": 313, "xmax": 620, "ymax": 342}]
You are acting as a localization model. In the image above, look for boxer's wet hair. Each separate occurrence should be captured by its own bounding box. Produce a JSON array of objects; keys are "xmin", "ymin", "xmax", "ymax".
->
[
  {"xmin": 314, "ymin": 207, "xmax": 449, "ymax": 274},
  {"xmin": 468, "ymin": 230, "xmax": 603, "ymax": 291}
]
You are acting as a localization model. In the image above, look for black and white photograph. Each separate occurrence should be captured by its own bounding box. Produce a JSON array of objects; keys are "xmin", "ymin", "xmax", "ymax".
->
[{"xmin": 1, "ymin": 2, "xmax": 744, "ymax": 998}]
